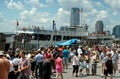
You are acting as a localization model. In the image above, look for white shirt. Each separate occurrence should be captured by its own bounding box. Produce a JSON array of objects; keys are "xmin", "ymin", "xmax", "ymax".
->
[
  {"xmin": 12, "ymin": 58, "xmax": 20, "ymax": 66},
  {"xmin": 72, "ymin": 56, "xmax": 79, "ymax": 65},
  {"xmin": 9, "ymin": 60, "xmax": 14, "ymax": 72},
  {"xmin": 77, "ymin": 48, "xmax": 83, "ymax": 56}
]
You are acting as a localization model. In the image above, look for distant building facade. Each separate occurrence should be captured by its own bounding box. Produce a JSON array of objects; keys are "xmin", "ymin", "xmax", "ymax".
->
[
  {"xmin": 95, "ymin": 21, "xmax": 104, "ymax": 33},
  {"xmin": 113, "ymin": 25, "xmax": 120, "ymax": 38},
  {"xmin": 70, "ymin": 8, "xmax": 80, "ymax": 27}
]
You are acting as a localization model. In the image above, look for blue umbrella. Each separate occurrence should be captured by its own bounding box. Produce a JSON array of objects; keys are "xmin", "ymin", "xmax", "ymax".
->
[{"xmin": 56, "ymin": 39, "xmax": 80, "ymax": 46}]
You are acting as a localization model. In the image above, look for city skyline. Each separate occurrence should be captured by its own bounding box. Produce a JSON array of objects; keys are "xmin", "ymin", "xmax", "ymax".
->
[{"xmin": 0, "ymin": 0, "xmax": 120, "ymax": 33}]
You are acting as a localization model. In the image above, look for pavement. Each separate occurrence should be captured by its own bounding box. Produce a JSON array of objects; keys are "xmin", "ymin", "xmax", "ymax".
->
[{"xmin": 51, "ymin": 63, "xmax": 120, "ymax": 79}]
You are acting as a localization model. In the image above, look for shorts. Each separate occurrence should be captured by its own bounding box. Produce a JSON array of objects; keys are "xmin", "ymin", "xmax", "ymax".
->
[
  {"xmin": 113, "ymin": 63, "xmax": 118, "ymax": 70},
  {"xmin": 86, "ymin": 63, "xmax": 90, "ymax": 69},
  {"xmin": 104, "ymin": 69, "xmax": 113, "ymax": 76},
  {"xmin": 79, "ymin": 62, "xmax": 86, "ymax": 69},
  {"xmin": 62, "ymin": 58, "xmax": 68, "ymax": 65}
]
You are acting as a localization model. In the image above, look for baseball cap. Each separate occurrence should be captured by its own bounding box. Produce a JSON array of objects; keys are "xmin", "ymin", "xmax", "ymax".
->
[{"xmin": 0, "ymin": 51, "xmax": 4, "ymax": 55}]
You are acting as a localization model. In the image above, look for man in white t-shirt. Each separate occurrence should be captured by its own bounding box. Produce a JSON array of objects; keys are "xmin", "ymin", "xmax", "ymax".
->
[{"xmin": 77, "ymin": 46, "xmax": 83, "ymax": 57}]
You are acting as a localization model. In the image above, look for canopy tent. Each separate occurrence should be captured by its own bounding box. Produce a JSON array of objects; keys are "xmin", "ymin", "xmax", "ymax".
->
[{"xmin": 56, "ymin": 39, "xmax": 80, "ymax": 46}]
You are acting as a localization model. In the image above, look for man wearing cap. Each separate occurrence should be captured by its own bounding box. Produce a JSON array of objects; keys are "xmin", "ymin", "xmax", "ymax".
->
[{"xmin": 0, "ymin": 51, "xmax": 10, "ymax": 79}]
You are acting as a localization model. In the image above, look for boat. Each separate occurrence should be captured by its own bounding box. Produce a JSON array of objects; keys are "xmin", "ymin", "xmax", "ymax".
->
[{"xmin": 11, "ymin": 20, "xmax": 89, "ymax": 50}]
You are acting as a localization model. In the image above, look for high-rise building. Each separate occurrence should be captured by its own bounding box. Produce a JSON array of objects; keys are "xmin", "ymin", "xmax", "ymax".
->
[
  {"xmin": 113, "ymin": 25, "xmax": 120, "ymax": 38},
  {"xmin": 95, "ymin": 21, "xmax": 104, "ymax": 33},
  {"xmin": 70, "ymin": 8, "xmax": 80, "ymax": 27}
]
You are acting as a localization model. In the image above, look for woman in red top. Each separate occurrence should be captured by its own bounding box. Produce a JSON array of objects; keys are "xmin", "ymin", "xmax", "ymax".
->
[{"xmin": 43, "ymin": 48, "xmax": 52, "ymax": 60}]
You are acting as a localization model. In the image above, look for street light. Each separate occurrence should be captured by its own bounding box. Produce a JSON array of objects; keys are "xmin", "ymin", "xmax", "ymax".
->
[{"xmin": 38, "ymin": 34, "xmax": 39, "ymax": 49}]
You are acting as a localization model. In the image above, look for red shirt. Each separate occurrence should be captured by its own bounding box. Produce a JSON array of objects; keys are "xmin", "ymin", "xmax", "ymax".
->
[
  {"xmin": 44, "ymin": 53, "xmax": 52, "ymax": 60},
  {"xmin": 58, "ymin": 48, "xmax": 63, "ymax": 57}
]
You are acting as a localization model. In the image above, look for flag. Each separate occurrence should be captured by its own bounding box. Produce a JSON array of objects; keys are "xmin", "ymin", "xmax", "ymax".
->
[{"xmin": 16, "ymin": 20, "xmax": 19, "ymax": 26}]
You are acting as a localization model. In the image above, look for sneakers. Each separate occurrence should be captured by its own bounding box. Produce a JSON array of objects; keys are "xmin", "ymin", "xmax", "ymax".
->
[{"xmin": 72, "ymin": 74, "xmax": 79, "ymax": 77}]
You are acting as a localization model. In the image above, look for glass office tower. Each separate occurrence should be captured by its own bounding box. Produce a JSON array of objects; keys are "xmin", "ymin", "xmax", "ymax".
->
[{"xmin": 70, "ymin": 8, "xmax": 80, "ymax": 27}]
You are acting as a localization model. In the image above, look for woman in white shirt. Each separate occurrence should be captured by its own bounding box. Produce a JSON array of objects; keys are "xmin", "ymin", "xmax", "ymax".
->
[{"xmin": 72, "ymin": 52, "xmax": 79, "ymax": 77}]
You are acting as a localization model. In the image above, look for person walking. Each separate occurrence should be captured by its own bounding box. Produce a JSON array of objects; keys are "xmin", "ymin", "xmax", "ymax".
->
[
  {"xmin": 55, "ymin": 54, "xmax": 63, "ymax": 79},
  {"xmin": 91, "ymin": 50, "xmax": 97, "ymax": 76},
  {"xmin": 72, "ymin": 52, "xmax": 79, "ymax": 77},
  {"xmin": 103, "ymin": 52, "xmax": 113, "ymax": 79},
  {"xmin": 18, "ymin": 50, "xmax": 31, "ymax": 79},
  {"xmin": 42, "ymin": 57, "xmax": 52, "ymax": 79},
  {"xmin": 79, "ymin": 53, "xmax": 85, "ymax": 76},
  {"xmin": 0, "ymin": 51, "xmax": 10, "ymax": 79},
  {"xmin": 111, "ymin": 48, "xmax": 119, "ymax": 77},
  {"xmin": 100, "ymin": 49, "xmax": 107, "ymax": 77},
  {"xmin": 62, "ymin": 46, "xmax": 69, "ymax": 70},
  {"xmin": 84, "ymin": 52, "xmax": 90, "ymax": 76},
  {"xmin": 35, "ymin": 50, "xmax": 43, "ymax": 78}
]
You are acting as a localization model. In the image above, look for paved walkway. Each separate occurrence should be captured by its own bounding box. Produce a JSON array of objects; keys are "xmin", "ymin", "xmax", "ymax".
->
[{"xmin": 51, "ymin": 63, "xmax": 120, "ymax": 79}]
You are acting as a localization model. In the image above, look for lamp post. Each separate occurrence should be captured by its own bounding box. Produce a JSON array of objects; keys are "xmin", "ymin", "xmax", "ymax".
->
[{"xmin": 38, "ymin": 34, "xmax": 39, "ymax": 49}]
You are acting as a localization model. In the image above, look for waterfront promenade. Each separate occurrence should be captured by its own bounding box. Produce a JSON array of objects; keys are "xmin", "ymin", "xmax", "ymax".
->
[{"xmin": 51, "ymin": 63, "xmax": 120, "ymax": 79}]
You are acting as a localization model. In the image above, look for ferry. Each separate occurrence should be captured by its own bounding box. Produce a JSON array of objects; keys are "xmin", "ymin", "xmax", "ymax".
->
[
  {"xmin": 9, "ymin": 20, "xmax": 89, "ymax": 51},
  {"xmin": 4, "ymin": 21, "xmax": 116, "ymax": 51}
]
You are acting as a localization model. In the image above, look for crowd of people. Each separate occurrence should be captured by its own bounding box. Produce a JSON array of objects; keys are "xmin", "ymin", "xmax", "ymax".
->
[{"xmin": 0, "ymin": 44, "xmax": 120, "ymax": 79}]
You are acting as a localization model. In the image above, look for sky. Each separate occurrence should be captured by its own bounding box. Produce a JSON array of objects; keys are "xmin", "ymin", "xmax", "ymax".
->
[{"xmin": 0, "ymin": 0, "xmax": 120, "ymax": 33}]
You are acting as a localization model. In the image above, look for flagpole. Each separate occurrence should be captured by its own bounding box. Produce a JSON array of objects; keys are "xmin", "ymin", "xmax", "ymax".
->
[{"xmin": 16, "ymin": 19, "xmax": 19, "ymax": 33}]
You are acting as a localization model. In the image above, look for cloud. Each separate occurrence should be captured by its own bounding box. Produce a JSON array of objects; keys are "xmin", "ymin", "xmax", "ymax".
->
[
  {"xmin": 58, "ymin": 0, "xmax": 93, "ymax": 10},
  {"xmin": 0, "ymin": 12, "xmax": 15, "ymax": 32},
  {"xmin": 19, "ymin": 7, "xmax": 70, "ymax": 30},
  {"xmin": 24, "ymin": 0, "xmax": 47, "ymax": 8},
  {"xmin": 56, "ymin": 8, "xmax": 70, "ymax": 27},
  {"xmin": 113, "ymin": 12, "xmax": 118, "ymax": 16},
  {"xmin": 19, "ymin": 7, "xmax": 53, "ymax": 29},
  {"xmin": 104, "ymin": 0, "xmax": 120, "ymax": 10},
  {"xmin": 45, "ymin": 0, "xmax": 54, "ymax": 5},
  {"xmin": 29, "ymin": 7, "xmax": 37, "ymax": 15},
  {"xmin": 0, "ymin": 12, "xmax": 5, "ymax": 23},
  {"xmin": 5, "ymin": 0, "xmax": 24, "ymax": 10},
  {"xmin": 96, "ymin": 10, "xmax": 108, "ymax": 20},
  {"xmin": 20, "ymin": 7, "xmax": 37, "ymax": 19},
  {"xmin": 93, "ymin": 1, "xmax": 104, "ymax": 8}
]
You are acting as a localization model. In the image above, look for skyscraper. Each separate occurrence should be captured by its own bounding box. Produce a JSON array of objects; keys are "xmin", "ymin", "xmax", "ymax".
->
[
  {"xmin": 113, "ymin": 25, "xmax": 120, "ymax": 38},
  {"xmin": 95, "ymin": 21, "xmax": 104, "ymax": 33},
  {"xmin": 70, "ymin": 8, "xmax": 80, "ymax": 27}
]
